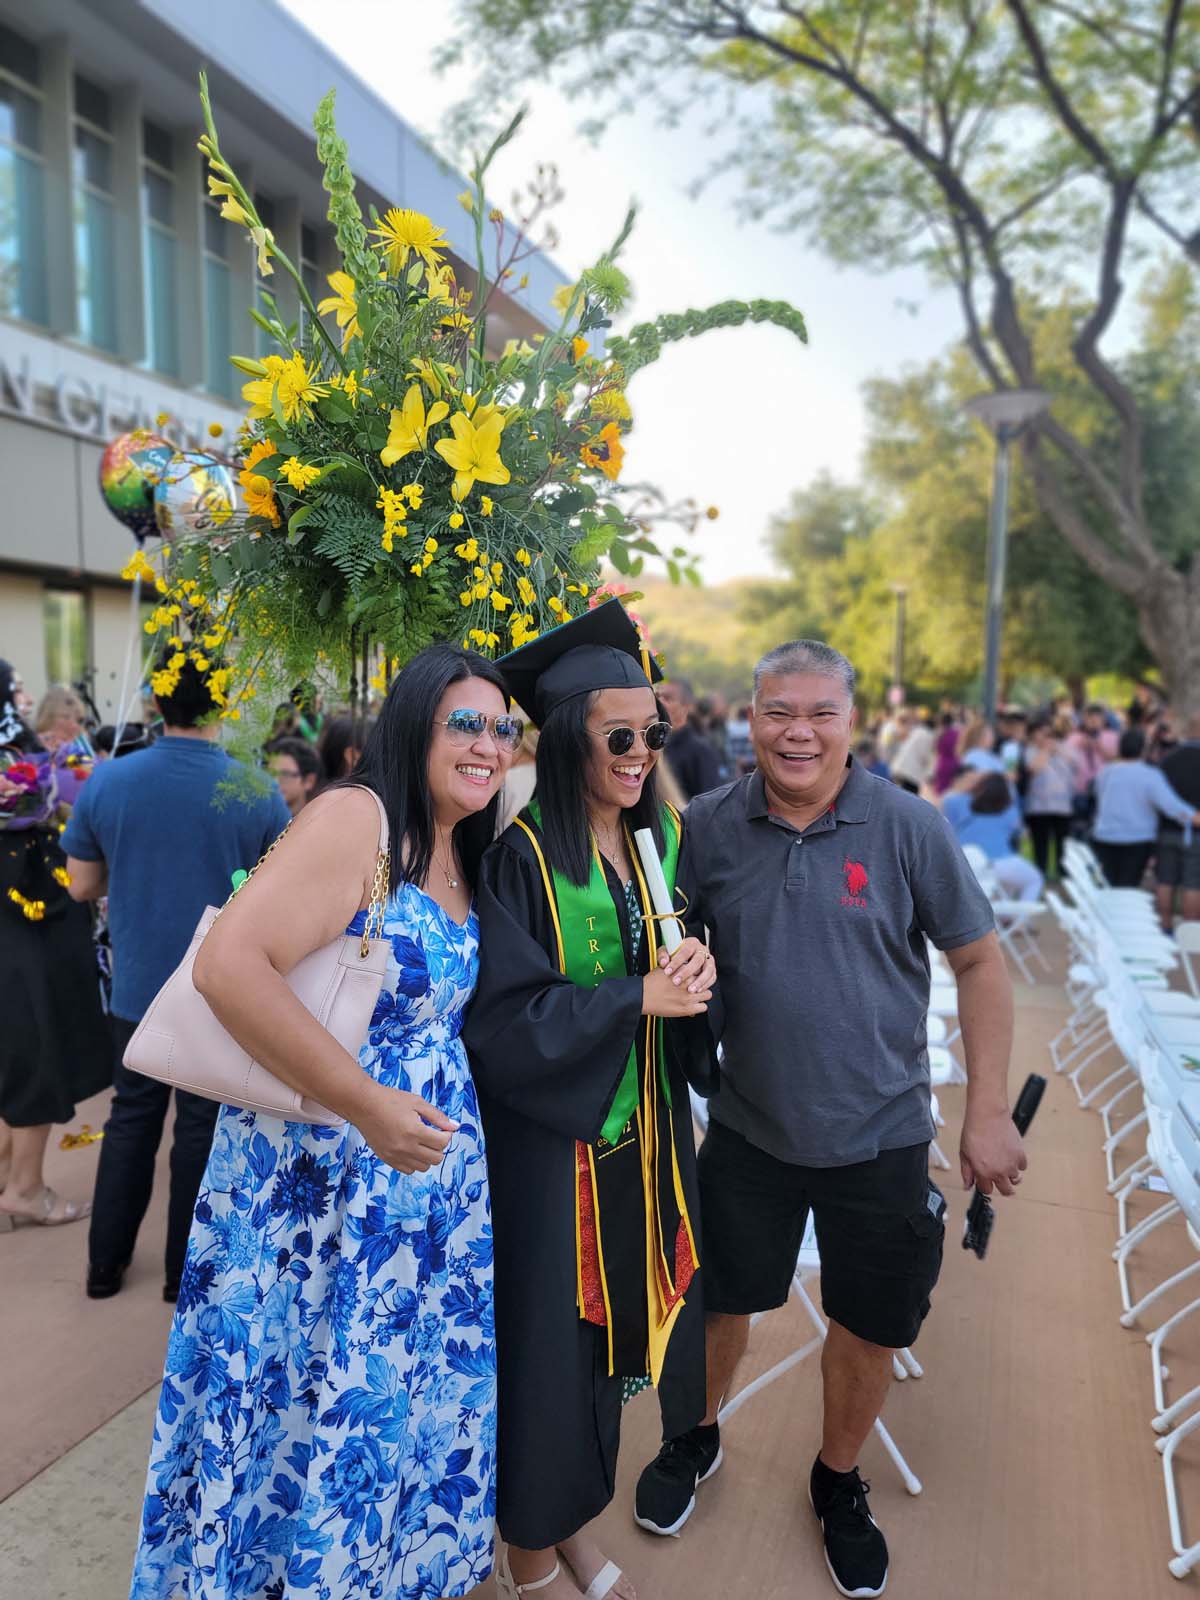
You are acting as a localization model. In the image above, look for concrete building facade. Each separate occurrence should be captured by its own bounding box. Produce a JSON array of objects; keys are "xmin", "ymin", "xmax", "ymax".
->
[{"xmin": 0, "ymin": 0, "xmax": 564, "ymax": 719}]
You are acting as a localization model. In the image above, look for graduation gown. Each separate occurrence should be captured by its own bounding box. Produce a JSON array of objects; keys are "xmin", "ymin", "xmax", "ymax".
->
[{"xmin": 464, "ymin": 817, "xmax": 718, "ymax": 1549}]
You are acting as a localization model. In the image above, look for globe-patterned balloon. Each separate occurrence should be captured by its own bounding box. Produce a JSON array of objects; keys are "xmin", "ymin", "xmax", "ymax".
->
[
  {"xmin": 98, "ymin": 430, "xmax": 174, "ymax": 542},
  {"xmin": 153, "ymin": 451, "xmax": 237, "ymax": 537}
]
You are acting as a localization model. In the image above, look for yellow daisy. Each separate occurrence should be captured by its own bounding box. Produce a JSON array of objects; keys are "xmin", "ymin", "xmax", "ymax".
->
[{"xmin": 372, "ymin": 208, "xmax": 448, "ymax": 274}]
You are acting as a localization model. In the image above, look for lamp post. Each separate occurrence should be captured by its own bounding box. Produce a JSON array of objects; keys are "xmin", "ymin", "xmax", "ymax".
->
[
  {"xmin": 889, "ymin": 583, "xmax": 907, "ymax": 706},
  {"xmin": 964, "ymin": 389, "xmax": 1051, "ymax": 725}
]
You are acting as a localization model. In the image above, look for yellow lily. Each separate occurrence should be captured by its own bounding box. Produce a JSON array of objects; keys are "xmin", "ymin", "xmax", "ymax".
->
[
  {"xmin": 381, "ymin": 384, "xmax": 450, "ymax": 467},
  {"xmin": 317, "ymin": 271, "xmax": 361, "ymax": 348},
  {"xmin": 435, "ymin": 411, "xmax": 511, "ymax": 503},
  {"xmin": 249, "ymin": 224, "xmax": 273, "ymax": 276}
]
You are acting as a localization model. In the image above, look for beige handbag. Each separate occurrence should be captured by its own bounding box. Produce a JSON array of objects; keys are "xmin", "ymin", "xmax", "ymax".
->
[{"xmin": 122, "ymin": 785, "xmax": 391, "ymax": 1125}]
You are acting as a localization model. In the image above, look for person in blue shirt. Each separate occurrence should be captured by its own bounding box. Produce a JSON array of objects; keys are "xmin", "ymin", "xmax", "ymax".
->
[
  {"xmin": 1092, "ymin": 727, "xmax": 1200, "ymax": 888},
  {"xmin": 63, "ymin": 653, "xmax": 289, "ymax": 1302},
  {"xmin": 943, "ymin": 773, "xmax": 1043, "ymax": 902}
]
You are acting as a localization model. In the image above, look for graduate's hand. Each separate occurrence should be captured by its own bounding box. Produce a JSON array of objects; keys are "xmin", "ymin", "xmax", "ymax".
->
[
  {"xmin": 642, "ymin": 966, "xmax": 711, "ymax": 1018},
  {"xmin": 357, "ymin": 1087, "xmax": 459, "ymax": 1175},
  {"xmin": 658, "ymin": 936, "xmax": 716, "ymax": 996}
]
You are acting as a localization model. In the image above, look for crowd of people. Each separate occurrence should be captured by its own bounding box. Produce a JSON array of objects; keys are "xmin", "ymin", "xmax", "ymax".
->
[
  {"xmin": 2, "ymin": 632, "xmax": 1188, "ymax": 1600},
  {"xmin": 856, "ymin": 696, "xmax": 1200, "ymax": 926}
]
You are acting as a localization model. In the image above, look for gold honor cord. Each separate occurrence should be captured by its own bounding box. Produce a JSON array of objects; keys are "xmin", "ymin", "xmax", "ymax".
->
[{"xmin": 512, "ymin": 805, "xmax": 696, "ymax": 1382}]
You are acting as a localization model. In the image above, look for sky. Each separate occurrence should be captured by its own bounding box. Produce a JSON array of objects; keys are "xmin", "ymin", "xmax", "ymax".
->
[{"xmin": 279, "ymin": 1, "xmax": 964, "ymax": 585}]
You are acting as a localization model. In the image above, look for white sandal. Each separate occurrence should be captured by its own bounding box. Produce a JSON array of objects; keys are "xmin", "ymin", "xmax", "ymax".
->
[
  {"xmin": 579, "ymin": 1560, "xmax": 624, "ymax": 1600},
  {"xmin": 495, "ymin": 1549, "xmax": 567, "ymax": 1599},
  {"xmin": 0, "ymin": 1185, "xmax": 90, "ymax": 1230}
]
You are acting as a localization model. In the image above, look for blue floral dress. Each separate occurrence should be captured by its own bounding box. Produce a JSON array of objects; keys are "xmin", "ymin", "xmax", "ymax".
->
[{"xmin": 130, "ymin": 883, "xmax": 495, "ymax": 1600}]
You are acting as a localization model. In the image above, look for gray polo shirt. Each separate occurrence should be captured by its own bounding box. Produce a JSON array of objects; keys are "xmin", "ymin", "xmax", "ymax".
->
[{"xmin": 684, "ymin": 759, "xmax": 994, "ymax": 1167}]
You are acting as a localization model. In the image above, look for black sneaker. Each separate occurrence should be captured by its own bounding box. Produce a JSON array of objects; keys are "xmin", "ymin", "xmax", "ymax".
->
[
  {"xmin": 809, "ymin": 1457, "xmax": 888, "ymax": 1598},
  {"xmin": 634, "ymin": 1422, "xmax": 723, "ymax": 1536}
]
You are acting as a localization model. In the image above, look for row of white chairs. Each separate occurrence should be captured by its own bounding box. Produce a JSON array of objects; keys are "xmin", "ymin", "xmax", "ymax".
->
[{"xmin": 1052, "ymin": 839, "xmax": 1200, "ymax": 1578}]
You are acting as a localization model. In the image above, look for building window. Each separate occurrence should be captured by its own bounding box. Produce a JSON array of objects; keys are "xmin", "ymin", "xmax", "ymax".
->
[
  {"xmin": 141, "ymin": 120, "xmax": 178, "ymax": 376},
  {"xmin": 204, "ymin": 195, "xmax": 234, "ymax": 399},
  {"xmin": 43, "ymin": 589, "xmax": 87, "ymax": 688},
  {"xmin": 0, "ymin": 23, "xmax": 47, "ymax": 325},
  {"xmin": 73, "ymin": 74, "xmax": 117, "ymax": 352}
]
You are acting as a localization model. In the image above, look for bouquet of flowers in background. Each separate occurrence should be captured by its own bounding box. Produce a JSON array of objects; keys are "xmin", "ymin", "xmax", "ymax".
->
[
  {"xmin": 0, "ymin": 749, "xmax": 91, "ymax": 833},
  {"xmin": 137, "ymin": 76, "xmax": 807, "ymax": 720}
]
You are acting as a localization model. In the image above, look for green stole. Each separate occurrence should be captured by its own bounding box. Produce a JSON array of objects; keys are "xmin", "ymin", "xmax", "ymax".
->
[
  {"xmin": 514, "ymin": 801, "xmax": 697, "ymax": 1385},
  {"xmin": 528, "ymin": 800, "xmax": 679, "ymax": 1144}
]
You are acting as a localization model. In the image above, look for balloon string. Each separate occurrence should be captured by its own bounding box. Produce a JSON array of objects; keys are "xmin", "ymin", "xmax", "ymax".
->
[{"xmin": 109, "ymin": 570, "xmax": 142, "ymax": 757}]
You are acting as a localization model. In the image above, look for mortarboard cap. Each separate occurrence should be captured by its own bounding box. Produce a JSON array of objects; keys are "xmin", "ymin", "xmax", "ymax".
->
[{"xmin": 497, "ymin": 599, "xmax": 663, "ymax": 724}]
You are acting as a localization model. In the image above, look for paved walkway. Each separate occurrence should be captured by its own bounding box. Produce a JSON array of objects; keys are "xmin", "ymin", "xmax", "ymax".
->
[{"xmin": 2, "ymin": 933, "xmax": 1198, "ymax": 1598}]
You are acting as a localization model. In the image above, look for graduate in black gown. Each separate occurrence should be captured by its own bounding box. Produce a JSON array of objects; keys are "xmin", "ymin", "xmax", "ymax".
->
[{"xmin": 464, "ymin": 603, "xmax": 720, "ymax": 1600}]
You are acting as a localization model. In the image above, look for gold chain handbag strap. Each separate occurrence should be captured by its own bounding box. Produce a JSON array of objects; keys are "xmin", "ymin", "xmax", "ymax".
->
[{"xmin": 216, "ymin": 784, "xmax": 391, "ymax": 962}]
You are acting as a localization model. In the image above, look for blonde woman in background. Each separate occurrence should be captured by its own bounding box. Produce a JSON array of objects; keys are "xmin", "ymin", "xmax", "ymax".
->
[{"xmin": 34, "ymin": 686, "xmax": 88, "ymax": 754}]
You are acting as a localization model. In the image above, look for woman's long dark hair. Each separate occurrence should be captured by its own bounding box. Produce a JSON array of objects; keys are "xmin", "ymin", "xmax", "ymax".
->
[
  {"xmin": 348, "ymin": 645, "xmax": 508, "ymax": 893},
  {"xmin": 318, "ymin": 714, "xmax": 374, "ymax": 786},
  {"xmin": 969, "ymin": 773, "xmax": 1013, "ymax": 815},
  {"xmin": 536, "ymin": 690, "xmax": 665, "ymax": 886}
]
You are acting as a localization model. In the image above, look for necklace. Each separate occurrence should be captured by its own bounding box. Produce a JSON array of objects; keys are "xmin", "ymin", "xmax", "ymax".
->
[
  {"xmin": 433, "ymin": 840, "xmax": 460, "ymax": 891},
  {"xmin": 592, "ymin": 818, "xmax": 628, "ymax": 877}
]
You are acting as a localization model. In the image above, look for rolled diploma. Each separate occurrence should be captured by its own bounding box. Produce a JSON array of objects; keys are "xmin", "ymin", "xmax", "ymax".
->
[{"xmin": 633, "ymin": 827, "xmax": 684, "ymax": 953}]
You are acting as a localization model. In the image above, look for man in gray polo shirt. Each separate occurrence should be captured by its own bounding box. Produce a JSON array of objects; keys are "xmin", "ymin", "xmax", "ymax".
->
[{"xmin": 635, "ymin": 640, "xmax": 1025, "ymax": 1599}]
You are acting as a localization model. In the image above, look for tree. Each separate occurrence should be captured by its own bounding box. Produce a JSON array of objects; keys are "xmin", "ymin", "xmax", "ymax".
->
[
  {"xmin": 632, "ymin": 576, "xmax": 774, "ymax": 697},
  {"xmin": 445, "ymin": 2, "xmax": 1200, "ymax": 706},
  {"xmin": 738, "ymin": 314, "xmax": 1181, "ymax": 705}
]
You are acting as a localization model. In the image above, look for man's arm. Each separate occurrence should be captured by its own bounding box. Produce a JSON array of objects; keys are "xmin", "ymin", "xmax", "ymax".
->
[
  {"xmin": 66, "ymin": 856, "xmax": 108, "ymax": 901},
  {"xmin": 945, "ymin": 931, "xmax": 1026, "ymax": 1197}
]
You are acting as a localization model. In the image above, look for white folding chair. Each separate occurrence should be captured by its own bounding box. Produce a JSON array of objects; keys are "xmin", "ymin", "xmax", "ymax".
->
[
  {"xmin": 1134, "ymin": 1095, "xmax": 1200, "ymax": 1578},
  {"xmin": 960, "ymin": 844, "xmax": 1049, "ymax": 985},
  {"xmin": 1178, "ymin": 924, "xmax": 1200, "ymax": 1001}
]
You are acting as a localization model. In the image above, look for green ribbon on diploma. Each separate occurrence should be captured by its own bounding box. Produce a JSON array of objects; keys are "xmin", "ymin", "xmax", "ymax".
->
[{"xmin": 529, "ymin": 801, "xmax": 680, "ymax": 1144}]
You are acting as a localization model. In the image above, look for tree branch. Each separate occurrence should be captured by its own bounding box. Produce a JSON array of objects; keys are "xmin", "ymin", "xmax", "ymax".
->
[
  {"xmin": 1133, "ymin": 190, "xmax": 1200, "ymax": 263},
  {"xmin": 1070, "ymin": 178, "xmax": 1147, "ymax": 521},
  {"xmin": 1036, "ymin": 413, "xmax": 1157, "ymax": 566},
  {"xmin": 1153, "ymin": 0, "xmax": 1185, "ymax": 136},
  {"xmin": 1022, "ymin": 433, "xmax": 1150, "ymax": 598},
  {"xmin": 1003, "ymin": 0, "xmax": 1117, "ymax": 176}
]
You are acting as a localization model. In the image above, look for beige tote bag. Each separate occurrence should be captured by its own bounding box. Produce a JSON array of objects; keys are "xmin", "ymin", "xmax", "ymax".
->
[{"xmin": 123, "ymin": 785, "xmax": 391, "ymax": 1125}]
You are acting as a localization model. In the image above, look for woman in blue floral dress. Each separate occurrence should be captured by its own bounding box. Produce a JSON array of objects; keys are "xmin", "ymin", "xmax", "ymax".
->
[{"xmin": 130, "ymin": 646, "xmax": 523, "ymax": 1600}]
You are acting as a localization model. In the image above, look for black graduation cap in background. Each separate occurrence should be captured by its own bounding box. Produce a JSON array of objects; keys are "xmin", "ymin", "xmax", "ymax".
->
[{"xmin": 497, "ymin": 599, "xmax": 664, "ymax": 725}]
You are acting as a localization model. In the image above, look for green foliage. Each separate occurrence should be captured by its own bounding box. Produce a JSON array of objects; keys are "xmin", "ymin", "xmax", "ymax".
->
[
  {"xmin": 311, "ymin": 495, "xmax": 388, "ymax": 592},
  {"xmin": 313, "ymin": 89, "xmax": 376, "ymax": 290},
  {"xmin": 607, "ymin": 299, "xmax": 807, "ymax": 380}
]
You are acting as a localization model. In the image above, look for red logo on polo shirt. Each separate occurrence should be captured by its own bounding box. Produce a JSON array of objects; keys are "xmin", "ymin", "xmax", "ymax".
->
[{"xmin": 841, "ymin": 857, "xmax": 868, "ymax": 908}]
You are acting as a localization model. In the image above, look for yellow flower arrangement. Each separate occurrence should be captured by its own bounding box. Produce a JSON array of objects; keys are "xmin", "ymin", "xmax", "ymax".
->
[{"xmin": 148, "ymin": 73, "xmax": 806, "ymax": 731}]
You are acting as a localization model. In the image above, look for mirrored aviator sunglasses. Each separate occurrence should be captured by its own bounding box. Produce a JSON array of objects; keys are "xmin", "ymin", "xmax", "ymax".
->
[
  {"xmin": 603, "ymin": 720, "xmax": 671, "ymax": 757},
  {"xmin": 439, "ymin": 709, "xmax": 525, "ymax": 751}
]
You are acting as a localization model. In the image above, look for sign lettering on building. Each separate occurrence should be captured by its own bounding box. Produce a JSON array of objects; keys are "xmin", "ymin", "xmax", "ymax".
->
[{"xmin": 0, "ymin": 324, "xmax": 244, "ymax": 449}]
